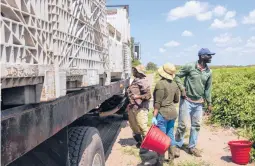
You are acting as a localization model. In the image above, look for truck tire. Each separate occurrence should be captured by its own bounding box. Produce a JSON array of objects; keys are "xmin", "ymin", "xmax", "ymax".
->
[{"xmin": 69, "ymin": 127, "xmax": 105, "ymax": 166}]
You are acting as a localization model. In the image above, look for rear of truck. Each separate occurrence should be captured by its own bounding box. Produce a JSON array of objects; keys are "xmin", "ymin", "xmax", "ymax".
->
[{"xmin": 1, "ymin": 0, "xmax": 132, "ymax": 165}]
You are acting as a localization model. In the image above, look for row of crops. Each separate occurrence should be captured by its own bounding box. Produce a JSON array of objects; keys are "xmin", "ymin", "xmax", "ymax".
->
[{"xmin": 210, "ymin": 67, "xmax": 255, "ymax": 160}]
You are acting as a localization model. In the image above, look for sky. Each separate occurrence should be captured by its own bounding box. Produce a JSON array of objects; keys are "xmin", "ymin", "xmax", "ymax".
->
[{"xmin": 106, "ymin": 0, "xmax": 255, "ymax": 66}]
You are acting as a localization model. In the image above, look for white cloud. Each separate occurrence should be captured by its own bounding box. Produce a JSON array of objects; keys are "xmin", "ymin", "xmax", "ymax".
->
[
  {"xmin": 164, "ymin": 41, "xmax": 180, "ymax": 47},
  {"xmin": 210, "ymin": 11, "xmax": 237, "ymax": 29},
  {"xmin": 242, "ymin": 9, "xmax": 255, "ymax": 25},
  {"xmin": 167, "ymin": 1, "xmax": 211, "ymax": 21},
  {"xmin": 159, "ymin": 48, "xmax": 166, "ymax": 53},
  {"xmin": 246, "ymin": 36, "xmax": 255, "ymax": 47},
  {"xmin": 182, "ymin": 30, "xmax": 193, "ymax": 37},
  {"xmin": 224, "ymin": 11, "xmax": 236, "ymax": 19},
  {"xmin": 213, "ymin": 33, "xmax": 242, "ymax": 47},
  {"xmin": 220, "ymin": 36, "xmax": 255, "ymax": 56},
  {"xmin": 197, "ymin": 11, "xmax": 212, "ymax": 21},
  {"xmin": 211, "ymin": 19, "xmax": 237, "ymax": 29},
  {"xmin": 213, "ymin": 6, "xmax": 227, "ymax": 17}
]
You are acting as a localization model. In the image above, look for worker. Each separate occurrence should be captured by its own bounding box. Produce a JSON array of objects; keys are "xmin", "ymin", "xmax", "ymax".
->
[
  {"xmin": 152, "ymin": 63, "xmax": 180, "ymax": 165},
  {"xmin": 127, "ymin": 66, "xmax": 151, "ymax": 148},
  {"xmin": 174, "ymin": 48, "xmax": 215, "ymax": 157}
]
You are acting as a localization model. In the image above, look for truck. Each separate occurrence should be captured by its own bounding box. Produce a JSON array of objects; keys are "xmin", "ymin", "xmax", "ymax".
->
[{"xmin": 1, "ymin": 1, "xmax": 133, "ymax": 165}]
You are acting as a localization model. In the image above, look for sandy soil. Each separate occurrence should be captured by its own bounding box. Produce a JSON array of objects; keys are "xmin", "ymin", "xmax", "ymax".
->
[{"xmin": 106, "ymin": 120, "xmax": 254, "ymax": 166}]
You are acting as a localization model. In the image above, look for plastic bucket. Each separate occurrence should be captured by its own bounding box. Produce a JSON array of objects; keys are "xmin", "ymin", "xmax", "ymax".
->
[
  {"xmin": 228, "ymin": 140, "xmax": 252, "ymax": 165},
  {"xmin": 141, "ymin": 125, "xmax": 171, "ymax": 154}
]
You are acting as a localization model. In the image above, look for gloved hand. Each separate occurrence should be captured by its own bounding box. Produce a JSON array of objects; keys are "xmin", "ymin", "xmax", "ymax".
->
[{"xmin": 152, "ymin": 117, "xmax": 158, "ymax": 125}]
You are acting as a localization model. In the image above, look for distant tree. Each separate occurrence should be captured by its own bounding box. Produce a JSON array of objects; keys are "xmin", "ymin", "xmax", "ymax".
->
[
  {"xmin": 146, "ymin": 62, "xmax": 157, "ymax": 71},
  {"xmin": 132, "ymin": 59, "xmax": 141, "ymax": 67}
]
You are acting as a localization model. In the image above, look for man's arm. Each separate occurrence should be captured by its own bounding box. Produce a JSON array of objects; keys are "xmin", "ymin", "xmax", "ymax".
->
[
  {"xmin": 174, "ymin": 64, "xmax": 191, "ymax": 91},
  {"xmin": 135, "ymin": 78, "xmax": 152, "ymax": 100},
  {"xmin": 139, "ymin": 87, "xmax": 151, "ymax": 100},
  {"xmin": 205, "ymin": 73, "xmax": 212, "ymax": 106}
]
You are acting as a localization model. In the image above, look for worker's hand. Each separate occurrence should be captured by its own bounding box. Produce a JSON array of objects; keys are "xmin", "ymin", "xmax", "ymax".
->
[
  {"xmin": 207, "ymin": 105, "xmax": 213, "ymax": 112},
  {"xmin": 181, "ymin": 89, "xmax": 187, "ymax": 99},
  {"xmin": 133, "ymin": 95, "xmax": 141, "ymax": 100},
  {"xmin": 204, "ymin": 105, "xmax": 213, "ymax": 116},
  {"xmin": 152, "ymin": 117, "xmax": 158, "ymax": 125}
]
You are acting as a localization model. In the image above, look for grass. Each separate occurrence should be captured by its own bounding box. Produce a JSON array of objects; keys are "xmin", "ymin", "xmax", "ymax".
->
[
  {"xmin": 122, "ymin": 146, "xmax": 139, "ymax": 157},
  {"xmin": 176, "ymin": 159, "xmax": 211, "ymax": 166},
  {"xmin": 145, "ymin": 70, "xmax": 156, "ymax": 74}
]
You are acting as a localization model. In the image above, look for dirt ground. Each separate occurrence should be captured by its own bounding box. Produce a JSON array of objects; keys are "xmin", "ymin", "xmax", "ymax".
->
[
  {"xmin": 105, "ymin": 119, "xmax": 254, "ymax": 166},
  {"xmin": 106, "ymin": 74, "xmax": 254, "ymax": 166}
]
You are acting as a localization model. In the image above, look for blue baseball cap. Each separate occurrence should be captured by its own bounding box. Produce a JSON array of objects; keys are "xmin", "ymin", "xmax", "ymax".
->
[{"xmin": 198, "ymin": 48, "xmax": 215, "ymax": 56}]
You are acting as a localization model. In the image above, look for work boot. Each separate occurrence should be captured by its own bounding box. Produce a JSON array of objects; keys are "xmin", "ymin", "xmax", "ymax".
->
[
  {"xmin": 133, "ymin": 134, "xmax": 143, "ymax": 148},
  {"xmin": 175, "ymin": 147, "xmax": 180, "ymax": 158},
  {"xmin": 189, "ymin": 147, "xmax": 202, "ymax": 157},
  {"xmin": 168, "ymin": 146, "xmax": 176, "ymax": 165},
  {"xmin": 156, "ymin": 154, "xmax": 165, "ymax": 166},
  {"xmin": 168, "ymin": 146, "xmax": 175, "ymax": 161},
  {"xmin": 139, "ymin": 148, "xmax": 157, "ymax": 165}
]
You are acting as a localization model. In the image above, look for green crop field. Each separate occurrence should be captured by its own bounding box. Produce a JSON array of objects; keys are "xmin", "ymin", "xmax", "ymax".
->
[{"xmin": 210, "ymin": 67, "xmax": 255, "ymax": 160}]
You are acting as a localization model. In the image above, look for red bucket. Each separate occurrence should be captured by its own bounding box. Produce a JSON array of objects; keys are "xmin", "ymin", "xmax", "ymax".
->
[
  {"xmin": 141, "ymin": 125, "xmax": 171, "ymax": 154},
  {"xmin": 228, "ymin": 140, "xmax": 252, "ymax": 165}
]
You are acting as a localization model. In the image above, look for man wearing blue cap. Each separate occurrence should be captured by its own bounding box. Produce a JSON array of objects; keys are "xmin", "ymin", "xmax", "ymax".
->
[{"xmin": 174, "ymin": 48, "xmax": 215, "ymax": 157}]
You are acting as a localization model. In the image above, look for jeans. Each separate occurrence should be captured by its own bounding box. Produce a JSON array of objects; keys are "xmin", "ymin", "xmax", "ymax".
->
[
  {"xmin": 156, "ymin": 113, "xmax": 178, "ymax": 147},
  {"xmin": 175, "ymin": 98, "xmax": 203, "ymax": 149}
]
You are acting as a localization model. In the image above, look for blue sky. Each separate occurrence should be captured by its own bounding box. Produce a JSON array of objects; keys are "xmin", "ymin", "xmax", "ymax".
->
[{"xmin": 107, "ymin": 0, "xmax": 255, "ymax": 66}]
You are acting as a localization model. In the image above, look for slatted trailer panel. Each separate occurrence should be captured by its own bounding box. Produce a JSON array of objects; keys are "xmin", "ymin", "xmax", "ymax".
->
[{"xmin": 0, "ymin": 0, "xmax": 112, "ymax": 103}]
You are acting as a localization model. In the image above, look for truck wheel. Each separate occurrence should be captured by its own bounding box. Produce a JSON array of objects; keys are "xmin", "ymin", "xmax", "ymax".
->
[{"xmin": 69, "ymin": 127, "xmax": 105, "ymax": 166}]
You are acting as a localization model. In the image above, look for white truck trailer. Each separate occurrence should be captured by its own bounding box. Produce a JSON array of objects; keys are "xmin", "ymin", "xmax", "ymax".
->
[{"xmin": 1, "ymin": 1, "xmax": 132, "ymax": 165}]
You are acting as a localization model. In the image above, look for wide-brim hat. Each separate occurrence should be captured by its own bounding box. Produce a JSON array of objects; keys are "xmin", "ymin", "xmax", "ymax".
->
[
  {"xmin": 158, "ymin": 63, "xmax": 176, "ymax": 80},
  {"xmin": 132, "ymin": 66, "xmax": 146, "ymax": 77}
]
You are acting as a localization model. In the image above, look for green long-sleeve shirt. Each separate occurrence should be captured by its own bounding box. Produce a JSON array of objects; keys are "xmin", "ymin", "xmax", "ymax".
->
[
  {"xmin": 174, "ymin": 61, "xmax": 212, "ymax": 105},
  {"xmin": 153, "ymin": 79, "xmax": 180, "ymax": 120}
]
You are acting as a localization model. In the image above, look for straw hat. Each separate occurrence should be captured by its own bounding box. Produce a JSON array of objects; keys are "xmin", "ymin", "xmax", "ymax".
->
[
  {"xmin": 132, "ymin": 66, "xmax": 146, "ymax": 77},
  {"xmin": 158, "ymin": 63, "xmax": 176, "ymax": 80}
]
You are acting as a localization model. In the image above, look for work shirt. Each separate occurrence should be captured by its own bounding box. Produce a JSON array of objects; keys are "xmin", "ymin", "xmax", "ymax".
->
[
  {"xmin": 153, "ymin": 79, "xmax": 180, "ymax": 120},
  {"xmin": 174, "ymin": 61, "xmax": 212, "ymax": 105},
  {"xmin": 127, "ymin": 77, "xmax": 151, "ymax": 110}
]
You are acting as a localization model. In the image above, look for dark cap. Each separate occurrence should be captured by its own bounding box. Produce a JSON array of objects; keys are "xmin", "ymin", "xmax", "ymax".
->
[{"xmin": 198, "ymin": 48, "xmax": 215, "ymax": 56}]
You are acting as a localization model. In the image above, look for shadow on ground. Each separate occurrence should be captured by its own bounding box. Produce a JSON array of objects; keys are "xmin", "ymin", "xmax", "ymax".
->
[
  {"xmin": 118, "ymin": 138, "xmax": 137, "ymax": 147},
  {"xmin": 220, "ymin": 156, "xmax": 232, "ymax": 163}
]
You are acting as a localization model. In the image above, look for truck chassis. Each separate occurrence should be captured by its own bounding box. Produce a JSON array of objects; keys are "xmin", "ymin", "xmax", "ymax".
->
[{"xmin": 1, "ymin": 79, "xmax": 129, "ymax": 166}]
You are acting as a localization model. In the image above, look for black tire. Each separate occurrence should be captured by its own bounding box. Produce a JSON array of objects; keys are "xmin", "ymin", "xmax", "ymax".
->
[{"xmin": 69, "ymin": 127, "xmax": 105, "ymax": 166}]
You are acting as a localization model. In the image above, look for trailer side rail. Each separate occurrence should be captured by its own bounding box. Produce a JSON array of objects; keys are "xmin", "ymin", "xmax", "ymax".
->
[{"xmin": 1, "ymin": 79, "xmax": 129, "ymax": 166}]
